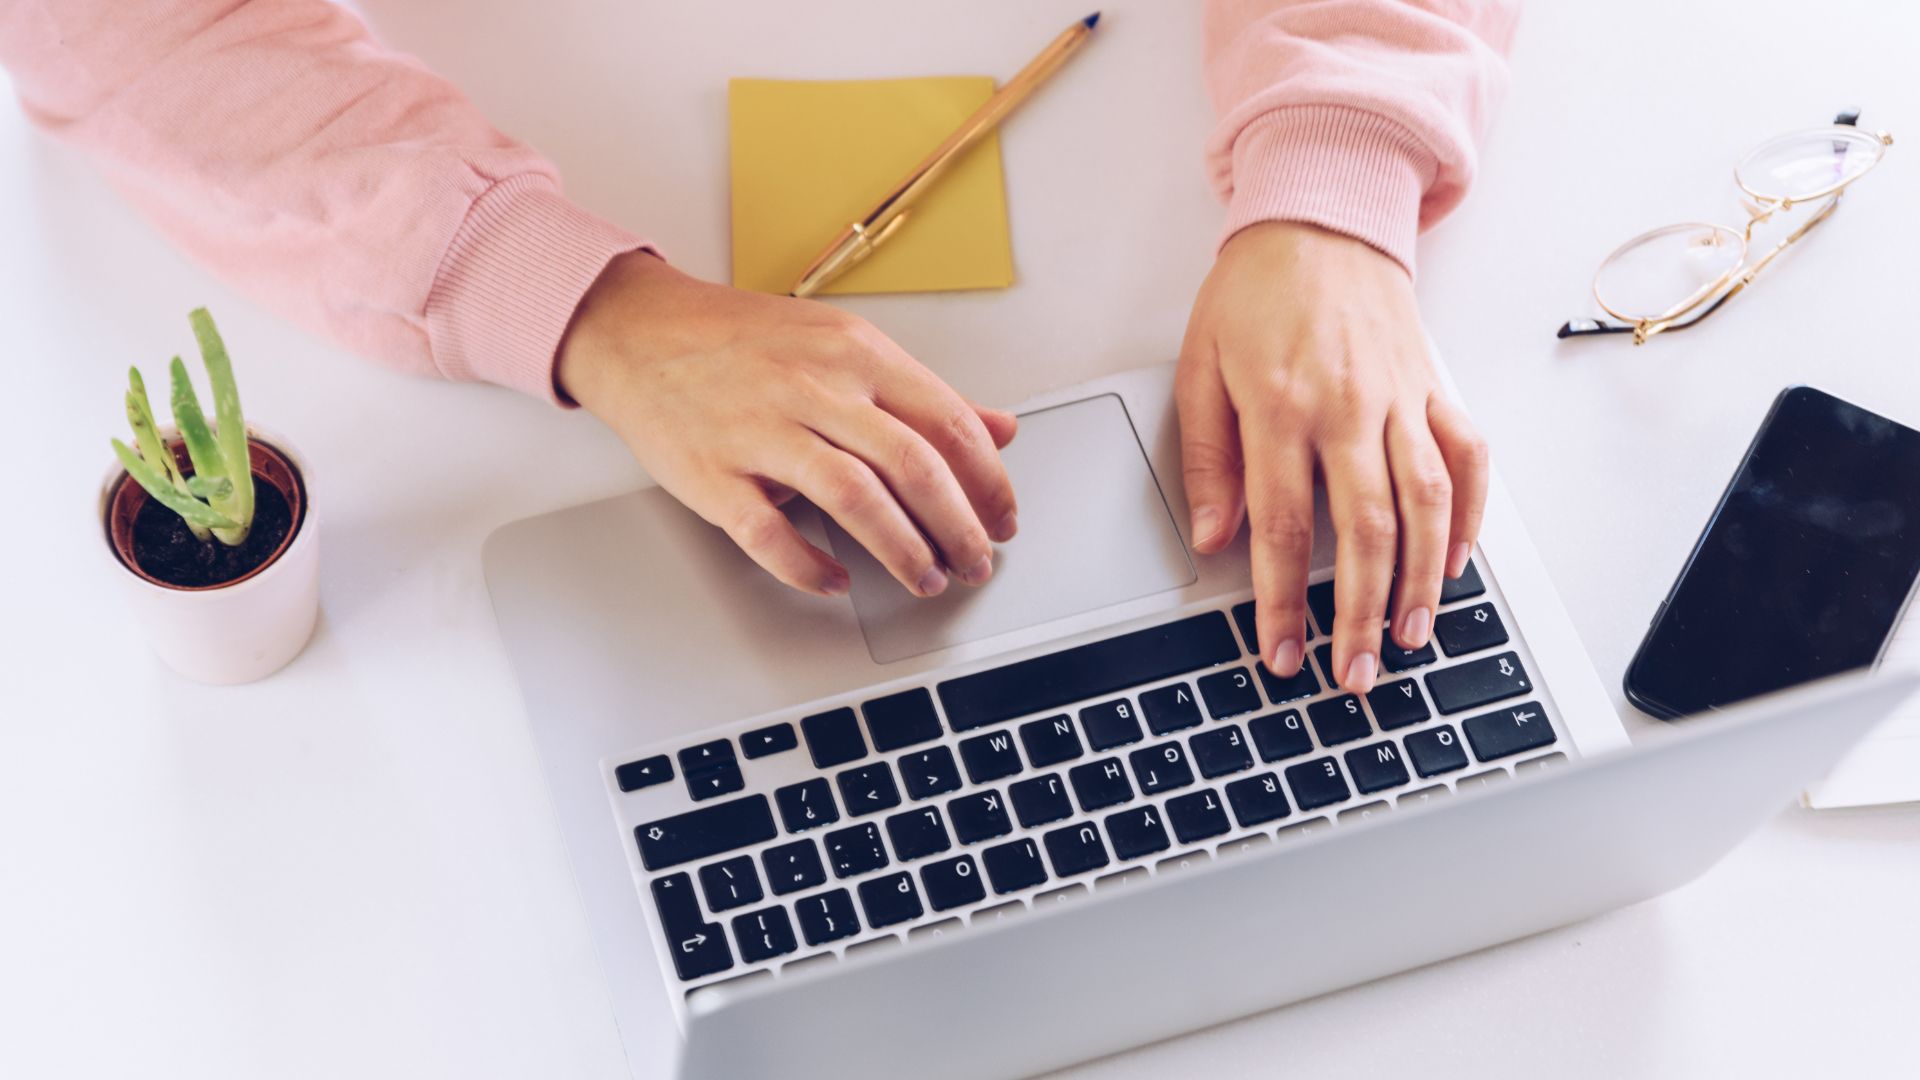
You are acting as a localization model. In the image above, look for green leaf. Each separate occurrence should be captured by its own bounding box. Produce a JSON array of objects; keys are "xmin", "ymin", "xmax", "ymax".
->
[
  {"xmin": 189, "ymin": 308, "xmax": 253, "ymax": 535},
  {"xmin": 185, "ymin": 474, "xmax": 233, "ymax": 500},
  {"xmin": 126, "ymin": 367, "xmax": 185, "ymax": 490},
  {"xmin": 169, "ymin": 356, "xmax": 226, "ymax": 487},
  {"xmin": 112, "ymin": 438, "xmax": 240, "ymax": 531}
]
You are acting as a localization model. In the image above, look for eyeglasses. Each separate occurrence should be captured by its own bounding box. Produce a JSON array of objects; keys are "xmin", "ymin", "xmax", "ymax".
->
[{"xmin": 1559, "ymin": 110, "xmax": 1891, "ymax": 344}]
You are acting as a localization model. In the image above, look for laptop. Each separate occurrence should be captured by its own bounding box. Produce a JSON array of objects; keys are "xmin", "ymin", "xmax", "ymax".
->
[{"xmin": 481, "ymin": 360, "xmax": 1914, "ymax": 1079}]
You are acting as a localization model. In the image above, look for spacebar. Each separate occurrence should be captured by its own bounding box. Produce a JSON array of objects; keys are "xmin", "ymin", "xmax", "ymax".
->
[{"xmin": 937, "ymin": 612, "xmax": 1241, "ymax": 732}]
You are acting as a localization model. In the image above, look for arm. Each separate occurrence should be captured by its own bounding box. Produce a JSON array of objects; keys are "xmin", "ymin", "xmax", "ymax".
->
[
  {"xmin": 1180, "ymin": 0, "xmax": 1516, "ymax": 694},
  {"xmin": 0, "ymin": 0, "xmax": 641, "ymax": 401}
]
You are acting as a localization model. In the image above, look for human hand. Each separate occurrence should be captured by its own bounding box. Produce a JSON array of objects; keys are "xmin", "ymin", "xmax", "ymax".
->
[
  {"xmin": 557, "ymin": 252, "xmax": 1019, "ymax": 598},
  {"xmin": 1175, "ymin": 221, "xmax": 1488, "ymax": 694}
]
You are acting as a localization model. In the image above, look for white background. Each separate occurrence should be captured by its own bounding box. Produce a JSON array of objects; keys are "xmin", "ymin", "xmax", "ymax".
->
[{"xmin": 4, "ymin": 1, "xmax": 1918, "ymax": 1077}]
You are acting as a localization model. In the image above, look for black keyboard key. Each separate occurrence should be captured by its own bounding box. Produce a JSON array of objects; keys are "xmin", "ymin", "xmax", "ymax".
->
[
  {"xmin": 1405, "ymin": 724, "xmax": 1470, "ymax": 777},
  {"xmin": 775, "ymin": 778, "xmax": 839, "ymax": 833},
  {"xmin": 1433, "ymin": 602, "xmax": 1509, "ymax": 656},
  {"xmin": 1009, "ymin": 773, "xmax": 1073, "ymax": 828},
  {"xmin": 1140, "ymin": 682, "xmax": 1205, "ymax": 733},
  {"xmin": 920, "ymin": 855, "xmax": 987, "ymax": 912},
  {"xmin": 1225, "ymin": 771, "xmax": 1292, "ymax": 827},
  {"xmin": 858, "ymin": 871, "xmax": 925, "ymax": 928},
  {"xmin": 1462, "ymin": 701, "xmax": 1556, "ymax": 761},
  {"xmin": 761, "ymin": 839, "xmax": 826, "ymax": 895},
  {"xmin": 1043, "ymin": 822, "xmax": 1112, "ymax": 877},
  {"xmin": 947, "ymin": 789, "xmax": 1013, "ymax": 844},
  {"xmin": 1104, "ymin": 804, "xmax": 1171, "ymax": 861},
  {"xmin": 732, "ymin": 905, "xmax": 797, "ymax": 963},
  {"xmin": 862, "ymin": 687, "xmax": 943, "ymax": 752},
  {"xmin": 1440, "ymin": 558, "xmax": 1486, "ymax": 603},
  {"xmin": 741, "ymin": 722, "xmax": 797, "ymax": 759},
  {"xmin": 698, "ymin": 855, "xmax": 764, "ymax": 913},
  {"xmin": 1080, "ymin": 699, "xmax": 1145, "ymax": 750},
  {"xmin": 836, "ymin": 761, "xmax": 901, "ymax": 816},
  {"xmin": 1285, "ymin": 757, "xmax": 1352, "ymax": 811},
  {"xmin": 1231, "ymin": 600, "xmax": 1260, "ymax": 654},
  {"xmin": 1019, "ymin": 714, "xmax": 1084, "ymax": 767},
  {"xmin": 1249, "ymin": 709, "xmax": 1313, "ymax": 762},
  {"xmin": 1197, "ymin": 667, "xmax": 1262, "ymax": 719},
  {"xmin": 1165, "ymin": 789, "xmax": 1232, "ymax": 843},
  {"xmin": 1306, "ymin": 695, "xmax": 1371, "ymax": 746},
  {"xmin": 636, "ymin": 795, "xmax": 777, "ymax": 871},
  {"xmin": 884, "ymin": 805, "xmax": 952, "ymax": 862},
  {"xmin": 679, "ymin": 739, "xmax": 743, "ymax": 802},
  {"xmin": 1256, "ymin": 661, "xmax": 1320, "ymax": 705},
  {"xmin": 958, "ymin": 729, "xmax": 1023, "ymax": 784},
  {"xmin": 795, "ymin": 888, "xmax": 859, "ymax": 946},
  {"xmin": 651, "ymin": 872, "xmax": 733, "ymax": 981},
  {"xmin": 1368, "ymin": 678, "xmax": 1432, "ymax": 730},
  {"xmin": 1344, "ymin": 740, "xmax": 1412, "ymax": 794},
  {"xmin": 1189, "ymin": 725, "xmax": 1254, "ymax": 778},
  {"xmin": 1313, "ymin": 643, "xmax": 1338, "ymax": 686},
  {"xmin": 1307, "ymin": 580, "xmax": 1338, "ymax": 637},
  {"xmin": 899, "ymin": 746, "xmax": 963, "ymax": 801},
  {"xmin": 615, "ymin": 755, "xmax": 672, "ymax": 792},
  {"xmin": 678, "ymin": 739, "xmax": 735, "ymax": 773},
  {"xmin": 822, "ymin": 822, "xmax": 889, "ymax": 879},
  {"xmin": 1427, "ymin": 652, "xmax": 1532, "ymax": 714},
  {"xmin": 982, "ymin": 837, "xmax": 1048, "ymax": 894},
  {"xmin": 1380, "ymin": 631, "xmax": 1437, "ymax": 673},
  {"xmin": 801, "ymin": 708, "xmax": 867, "ymax": 769},
  {"xmin": 1068, "ymin": 757, "xmax": 1134, "ymax": 812},
  {"xmin": 936, "ymin": 612, "xmax": 1241, "ymax": 732},
  {"xmin": 1128, "ymin": 741, "xmax": 1195, "ymax": 794}
]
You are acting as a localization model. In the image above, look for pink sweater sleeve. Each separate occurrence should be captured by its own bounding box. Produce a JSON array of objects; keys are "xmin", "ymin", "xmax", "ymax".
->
[
  {"xmin": 1204, "ymin": 0, "xmax": 1519, "ymax": 275},
  {"xmin": 0, "ymin": 0, "xmax": 648, "ymax": 403}
]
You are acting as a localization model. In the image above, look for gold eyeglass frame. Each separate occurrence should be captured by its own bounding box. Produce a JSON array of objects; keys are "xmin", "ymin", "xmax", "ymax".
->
[{"xmin": 1560, "ymin": 111, "xmax": 1893, "ymax": 345}]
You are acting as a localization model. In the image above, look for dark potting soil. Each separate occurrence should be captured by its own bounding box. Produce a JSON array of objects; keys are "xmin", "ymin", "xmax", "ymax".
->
[{"xmin": 130, "ymin": 480, "xmax": 295, "ymax": 588}]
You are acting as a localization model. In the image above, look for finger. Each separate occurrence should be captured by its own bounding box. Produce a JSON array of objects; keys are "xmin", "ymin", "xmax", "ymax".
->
[
  {"xmin": 1322, "ymin": 432, "xmax": 1397, "ymax": 695},
  {"xmin": 767, "ymin": 436, "xmax": 949, "ymax": 598},
  {"xmin": 973, "ymin": 405, "xmax": 1018, "ymax": 450},
  {"xmin": 1427, "ymin": 395, "xmax": 1490, "ymax": 577},
  {"xmin": 700, "ymin": 476, "xmax": 851, "ymax": 597},
  {"xmin": 1384, "ymin": 407, "xmax": 1451, "ymax": 650},
  {"xmin": 817, "ymin": 404, "xmax": 996, "ymax": 586},
  {"xmin": 872, "ymin": 369, "xmax": 1020, "ymax": 544},
  {"xmin": 1241, "ymin": 419, "xmax": 1315, "ymax": 678},
  {"xmin": 1174, "ymin": 349, "xmax": 1246, "ymax": 554}
]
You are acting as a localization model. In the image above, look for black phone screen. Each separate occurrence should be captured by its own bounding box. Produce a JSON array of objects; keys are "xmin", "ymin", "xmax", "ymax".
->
[{"xmin": 1625, "ymin": 387, "xmax": 1920, "ymax": 719}]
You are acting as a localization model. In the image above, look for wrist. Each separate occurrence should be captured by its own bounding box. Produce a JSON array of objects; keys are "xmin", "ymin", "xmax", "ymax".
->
[{"xmin": 555, "ymin": 249, "xmax": 678, "ymax": 411}]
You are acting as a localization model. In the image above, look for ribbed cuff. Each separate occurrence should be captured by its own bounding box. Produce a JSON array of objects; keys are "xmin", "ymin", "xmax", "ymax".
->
[
  {"xmin": 425, "ymin": 177, "xmax": 650, "ymax": 405},
  {"xmin": 1219, "ymin": 105, "xmax": 1437, "ymax": 276}
]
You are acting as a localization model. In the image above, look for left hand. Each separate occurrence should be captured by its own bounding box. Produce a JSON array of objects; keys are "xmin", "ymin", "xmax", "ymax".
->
[{"xmin": 1175, "ymin": 221, "xmax": 1489, "ymax": 695}]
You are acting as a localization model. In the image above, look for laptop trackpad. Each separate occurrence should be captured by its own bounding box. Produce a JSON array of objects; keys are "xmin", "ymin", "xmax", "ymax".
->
[{"xmin": 825, "ymin": 393, "xmax": 1196, "ymax": 664}]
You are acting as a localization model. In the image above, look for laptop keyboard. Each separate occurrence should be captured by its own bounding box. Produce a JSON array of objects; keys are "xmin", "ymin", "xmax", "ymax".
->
[{"xmin": 605, "ymin": 557, "xmax": 1567, "ymax": 998}]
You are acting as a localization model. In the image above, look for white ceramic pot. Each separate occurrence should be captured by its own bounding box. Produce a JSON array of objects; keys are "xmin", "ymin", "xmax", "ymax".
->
[{"xmin": 99, "ymin": 425, "xmax": 320, "ymax": 685}]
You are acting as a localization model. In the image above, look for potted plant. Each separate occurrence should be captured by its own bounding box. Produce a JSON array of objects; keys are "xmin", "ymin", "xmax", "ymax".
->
[{"xmin": 101, "ymin": 308, "xmax": 319, "ymax": 684}]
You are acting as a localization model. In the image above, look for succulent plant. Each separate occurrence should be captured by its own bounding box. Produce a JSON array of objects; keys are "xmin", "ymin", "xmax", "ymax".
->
[{"xmin": 110, "ymin": 308, "xmax": 256, "ymax": 545}]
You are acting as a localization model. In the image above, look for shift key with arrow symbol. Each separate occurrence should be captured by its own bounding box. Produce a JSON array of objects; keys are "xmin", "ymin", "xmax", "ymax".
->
[
  {"xmin": 1433, "ymin": 602, "xmax": 1510, "ymax": 656},
  {"xmin": 1425, "ymin": 651, "xmax": 1532, "ymax": 715},
  {"xmin": 649, "ymin": 872, "xmax": 733, "ymax": 981}
]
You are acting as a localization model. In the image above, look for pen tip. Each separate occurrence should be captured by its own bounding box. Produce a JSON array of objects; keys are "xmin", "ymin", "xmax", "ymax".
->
[{"xmin": 1082, "ymin": 11, "xmax": 1100, "ymax": 29}]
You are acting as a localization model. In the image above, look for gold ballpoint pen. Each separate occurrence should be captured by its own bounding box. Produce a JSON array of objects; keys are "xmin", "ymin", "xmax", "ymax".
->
[{"xmin": 788, "ymin": 12, "xmax": 1102, "ymax": 298}]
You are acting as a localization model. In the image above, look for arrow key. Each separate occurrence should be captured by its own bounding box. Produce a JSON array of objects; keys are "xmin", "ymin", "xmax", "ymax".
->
[
  {"xmin": 741, "ymin": 722, "xmax": 797, "ymax": 759},
  {"xmin": 614, "ymin": 755, "xmax": 672, "ymax": 792},
  {"xmin": 1462, "ymin": 700, "xmax": 1557, "ymax": 762},
  {"xmin": 650, "ymin": 872, "xmax": 732, "ymax": 981}
]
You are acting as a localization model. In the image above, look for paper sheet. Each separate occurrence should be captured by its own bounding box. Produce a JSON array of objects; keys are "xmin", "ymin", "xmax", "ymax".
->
[
  {"xmin": 1804, "ymin": 603, "xmax": 1920, "ymax": 808},
  {"xmin": 728, "ymin": 76, "xmax": 1015, "ymax": 296}
]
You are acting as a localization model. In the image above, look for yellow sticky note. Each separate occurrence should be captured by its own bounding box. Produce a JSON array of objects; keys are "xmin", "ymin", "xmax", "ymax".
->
[{"xmin": 728, "ymin": 76, "xmax": 1015, "ymax": 296}]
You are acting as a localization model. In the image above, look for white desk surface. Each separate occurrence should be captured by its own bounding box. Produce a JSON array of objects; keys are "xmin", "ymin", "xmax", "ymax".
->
[{"xmin": 4, "ymin": 1, "xmax": 1917, "ymax": 1076}]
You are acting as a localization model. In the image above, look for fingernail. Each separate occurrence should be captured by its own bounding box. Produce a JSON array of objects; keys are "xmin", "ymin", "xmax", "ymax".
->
[
  {"xmin": 821, "ymin": 568, "xmax": 851, "ymax": 596},
  {"xmin": 1192, "ymin": 507, "xmax": 1221, "ymax": 548},
  {"xmin": 992, "ymin": 512, "xmax": 1019, "ymax": 543},
  {"xmin": 1344, "ymin": 652, "xmax": 1378, "ymax": 693},
  {"xmin": 1447, "ymin": 542, "xmax": 1471, "ymax": 578},
  {"xmin": 915, "ymin": 565, "xmax": 949, "ymax": 597},
  {"xmin": 1270, "ymin": 638, "xmax": 1303, "ymax": 677},
  {"xmin": 1400, "ymin": 607, "xmax": 1431, "ymax": 648},
  {"xmin": 960, "ymin": 555, "xmax": 993, "ymax": 586}
]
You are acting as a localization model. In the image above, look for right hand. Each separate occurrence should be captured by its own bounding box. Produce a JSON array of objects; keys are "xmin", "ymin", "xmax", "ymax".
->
[{"xmin": 556, "ymin": 252, "xmax": 1020, "ymax": 599}]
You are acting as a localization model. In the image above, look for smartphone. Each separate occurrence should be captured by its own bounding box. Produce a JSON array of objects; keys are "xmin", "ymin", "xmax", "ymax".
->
[{"xmin": 1624, "ymin": 386, "xmax": 1920, "ymax": 719}]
